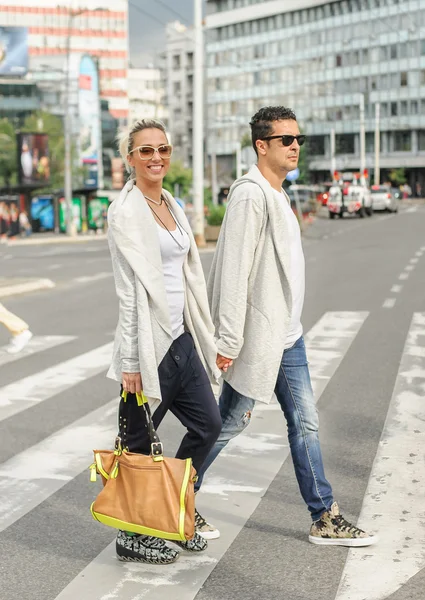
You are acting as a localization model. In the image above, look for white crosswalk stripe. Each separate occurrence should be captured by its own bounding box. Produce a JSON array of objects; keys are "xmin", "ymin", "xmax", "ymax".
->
[
  {"xmin": 0, "ymin": 399, "xmax": 117, "ymax": 533},
  {"xmin": 0, "ymin": 342, "xmax": 113, "ymax": 423},
  {"xmin": 335, "ymin": 313, "xmax": 425, "ymax": 600},
  {"xmin": 0, "ymin": 335, "xmax": 75, "ymax": 368}
]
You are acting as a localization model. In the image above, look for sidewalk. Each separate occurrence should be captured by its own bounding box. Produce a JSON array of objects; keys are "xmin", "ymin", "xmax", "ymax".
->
[{"xmin": 0, "ymin": 277, "xmax": 55, "ymax": 299}]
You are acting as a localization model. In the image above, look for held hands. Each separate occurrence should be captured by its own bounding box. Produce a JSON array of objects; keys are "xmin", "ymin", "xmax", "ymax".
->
[
  {"xmin": 216, "ymin": 353, "xmax": 233, "ymax": 372},
  {"xmin": 122, "ymin": 372, "xmax": 143, "ymax": 395}
]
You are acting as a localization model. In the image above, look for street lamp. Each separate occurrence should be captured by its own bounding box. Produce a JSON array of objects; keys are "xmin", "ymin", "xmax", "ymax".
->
[{"xmin": 63, "ymin": 5, "xmax": 105, "ymax": 236}]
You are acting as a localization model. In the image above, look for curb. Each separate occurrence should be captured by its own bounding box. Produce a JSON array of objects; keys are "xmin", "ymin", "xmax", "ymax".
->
[
  {"xmin": 0, "ymin": 279, "xmax": 56, "ymax": 299},
  {"xmin": 5, "ymin": 234, "xmax": 107, "ymax": 247}
]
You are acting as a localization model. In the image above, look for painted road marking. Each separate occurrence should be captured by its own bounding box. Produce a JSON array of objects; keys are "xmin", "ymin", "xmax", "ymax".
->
[
  {"xmin": 391, "ymin": 285, "xmax": 402, "ymax": 293},
  {"xmin": 335, "ymin": 313, "xmax": 425, "ymax": 600},
  {"xmin": 55, "ymin": 312, "xmax": 369, "ymax": 600},
  {"xmin": 0, "ymin": 336, "xmax": 75, "ymax": 368},
  {"xmin": 399, "ymin": 273, "xmax": 409, "ymax": 280},
  {"xmin": 73, "ymin": 272, "xmax": 113, "ymax": 284},
  {"xmin": 383, "ymin": 298, "xmax": 396, "ymax": 309},
  {"xmin": 0, "ymin": 400, "xmax": 117, "ymax": 533},
  {"xmin": 0, "ymin": 342, "xmax": 113, "ymax": 423}
]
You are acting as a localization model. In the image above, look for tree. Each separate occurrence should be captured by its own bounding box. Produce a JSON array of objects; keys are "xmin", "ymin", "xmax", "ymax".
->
[
  {"xmin": 0, "ymin": 118, "xmax": 18, "ymax": 188},
  {"xmin": 389, "ymin": 168, "xmax": 406, "ymax": 187},
  {"xmin": 21, "ymin": 111, "xmax": 65, "ymax": 189},
  {"xmin": 296, "ymin": 146, "xmax": 310, "ymax": 184},
  {"xmin": 163, "ymin": 160, "xmax": 192, "ymax": 197},
  {"xmin": 240, "ymin": 132, "xmax": 252, "ymax": 149}
]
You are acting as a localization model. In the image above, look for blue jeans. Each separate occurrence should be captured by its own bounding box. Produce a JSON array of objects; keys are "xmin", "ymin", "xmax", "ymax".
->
[{"xmin": 195, "ymin": 336, "xmax": 334, "ymax": 522}]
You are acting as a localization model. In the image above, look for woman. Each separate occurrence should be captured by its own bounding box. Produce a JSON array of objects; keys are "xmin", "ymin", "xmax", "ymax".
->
[{"xmin": 107, "ymin": 119, "xmax": 223, "ymax": 565}]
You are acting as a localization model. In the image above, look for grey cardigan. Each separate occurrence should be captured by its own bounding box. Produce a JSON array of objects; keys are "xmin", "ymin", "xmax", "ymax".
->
[
  {"xmin": 208, "ymin": 165, "xmax": 293, "ymax": 404},
  {"xmin": 107, "ymin": 179, "xmax": 221, "ymax": 411}
]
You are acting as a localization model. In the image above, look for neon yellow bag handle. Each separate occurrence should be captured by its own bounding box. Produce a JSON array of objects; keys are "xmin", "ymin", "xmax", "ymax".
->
[{"xmin": 121, "ymin": 390, "xmax": 148, "ymax": 406}]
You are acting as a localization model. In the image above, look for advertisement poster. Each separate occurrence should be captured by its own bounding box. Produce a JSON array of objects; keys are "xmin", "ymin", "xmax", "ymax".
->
[
  {"xmin": 17, "ymin": 133, "xmax": 50, "ymax": 186},
  {"xmin": 88, "ymin": 197, "xmax": 109, "ymax": 230},
  {"xmin": 0, "ymin": 27, "xmax": 28, "ymax": 76},
  {"xmin": 78, "ymin": 55, "xmax": 100, "ymax": 188},
  {"xmin": 31, "ymin": 196, "xmax": 54, "ymax": 231},
  {"xmin": 59, "ymin": 198, "xmax": 82, "ymax": 233}
]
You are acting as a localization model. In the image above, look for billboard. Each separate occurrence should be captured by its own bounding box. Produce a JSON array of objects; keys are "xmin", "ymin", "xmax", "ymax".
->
[
  {"xmin": 0, "ymin": 27, "xmax": 28, "ymax": 76},
  {"xmin": 17, "ymin": 133, "xmax": 50, "ymax": 186},
  {"xmin": 78, "ymin": 55, "xmax": 101, "ymax": 188}
]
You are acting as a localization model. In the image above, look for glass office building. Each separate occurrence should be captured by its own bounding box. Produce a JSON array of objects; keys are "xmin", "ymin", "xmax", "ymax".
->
[{"xmin": 206, "ymin": 0, "xmax": 425, "ymax": 190}]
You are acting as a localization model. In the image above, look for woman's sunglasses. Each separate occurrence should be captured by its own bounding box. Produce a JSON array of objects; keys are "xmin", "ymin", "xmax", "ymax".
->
[
  {"xmin": 129, "ymin": 144, "xmax": 173, "ymax": 160},
  {"xmin": 262, "ymin": 135, "xmax": 306, "ymax": 147}
]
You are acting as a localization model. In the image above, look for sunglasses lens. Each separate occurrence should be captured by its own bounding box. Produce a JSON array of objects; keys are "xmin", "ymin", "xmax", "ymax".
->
[
  {"xmin": 281, "ymin": 136, "xmax": 294, "ymax": 146},
  {"xmin": 138, "ymin": 146, "xmax": 154, "ymax": 159},
  {"xmin": 158, "ymin": 145, "xmax": 172, "ymax": 158},
  {"xmin": 298, "ymin": 136, "xmax": 306, "ymax": 146}
]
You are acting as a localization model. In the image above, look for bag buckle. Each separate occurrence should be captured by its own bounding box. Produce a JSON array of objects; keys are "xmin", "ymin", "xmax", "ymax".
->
[
  {"xmin": 151, "ymin": 441, "xmax": 163, "ymax": 462},
  {"xmin": 114, "ymin": 436, "xmax": 122, "ymax": 455}
]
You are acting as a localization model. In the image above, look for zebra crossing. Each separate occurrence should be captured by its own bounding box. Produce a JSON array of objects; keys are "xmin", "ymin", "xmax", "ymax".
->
[{"xmin": 0, "ymin": 311, "xmax": 423, "ymax": 600}]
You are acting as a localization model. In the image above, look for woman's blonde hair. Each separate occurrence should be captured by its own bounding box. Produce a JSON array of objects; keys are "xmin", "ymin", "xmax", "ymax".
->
[{"xmin": 117, "ymin": 118, "xmax": 168, "ymax": 178}]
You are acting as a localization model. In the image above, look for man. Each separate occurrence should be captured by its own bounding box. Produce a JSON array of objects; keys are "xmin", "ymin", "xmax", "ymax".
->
[{"xmin": 194, "ymin": 106, "xmax": 376, "ymax": 547}]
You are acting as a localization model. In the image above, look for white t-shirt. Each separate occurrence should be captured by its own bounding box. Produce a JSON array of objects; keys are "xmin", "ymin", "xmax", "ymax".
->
[
  {"xmin": 273, "ymin": 189, "xmax": 305, "ymax": 349},
  {"xmin": 157, "ymin": 222, "xmax": 190, "ymax": 340}
]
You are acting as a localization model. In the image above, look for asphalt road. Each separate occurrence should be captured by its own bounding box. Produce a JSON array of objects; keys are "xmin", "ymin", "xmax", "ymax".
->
[{"xmin": 0, "ymin": 203, "xmax": 424, "ymax": 600}]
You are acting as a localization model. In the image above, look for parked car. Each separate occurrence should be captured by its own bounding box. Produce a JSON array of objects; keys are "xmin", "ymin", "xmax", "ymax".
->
[
  {"xmin": 327, "ymin": 182, "xmax": 373, "ymax": 219},
  {"xmin": 371, "ymin": 185, "xmax": 399, "ymax": 213},
  {"xmin": 316, "ymin": 183, "xmax": 333, "ymax": 206}
]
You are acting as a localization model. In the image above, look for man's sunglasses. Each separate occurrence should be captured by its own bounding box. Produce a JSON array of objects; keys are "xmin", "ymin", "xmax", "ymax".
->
[
  {"xmin": 262, "ymin": 135, "xmax": 306, "ymax": 147},
  {"xmin": 129, "ymin": 144, "xmax": 173, "ymax": 160}
]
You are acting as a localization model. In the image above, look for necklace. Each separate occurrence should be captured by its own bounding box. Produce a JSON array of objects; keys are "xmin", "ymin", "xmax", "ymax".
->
[
  {"xmin": 148, "ymin": 200, "xmax": 186, "ymax": 250},
  {"xmin": 144, "ymin": 193, "xmax": 163, "ymax": 206}
]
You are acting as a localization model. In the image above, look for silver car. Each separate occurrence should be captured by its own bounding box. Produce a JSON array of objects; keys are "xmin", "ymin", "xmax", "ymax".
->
[{"xmin": 371, "ymin": 185, "xmax": 399, "ymax": 213}]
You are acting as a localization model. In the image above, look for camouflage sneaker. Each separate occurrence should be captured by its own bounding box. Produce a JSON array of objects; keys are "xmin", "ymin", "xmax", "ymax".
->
[
  {"xmin": 174, "ymin": 531, "xmax": 208, "ymax": 552},
  {"xmin": 309, "ymin": 502, "xmax": 377, "ymax": 547},
  {"xmin": 195, "ymin": 508, "xmax": 220, "ymax": 540},
  {"xmin": 116, "ymin": 530, "xmax": 179, "ymax": 564}
]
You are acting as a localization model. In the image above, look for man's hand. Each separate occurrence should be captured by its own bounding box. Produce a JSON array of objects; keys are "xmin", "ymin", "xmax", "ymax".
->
[
  {"xmin": 216, "ymin": 353, "xmax": 233, "ymax": 372},
  {"xmin": 122, "ymin": 372, "xmax": 143, "ymax": 395}
]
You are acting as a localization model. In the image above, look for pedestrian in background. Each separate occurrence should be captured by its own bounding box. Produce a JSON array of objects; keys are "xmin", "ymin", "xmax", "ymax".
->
[
  {"xmin": 0, "ymin": 303, "xmax": 33, "ymax": 354},
  {"xmin": 195, "ymin": 106, "xmax": 377, "ymax": 547},
  {"xmin": 19, "ymin": 210, "xmax": 32, "ymax": 237},
  {"xmin": 107, "ymin": 118, "xmax": 222, "ymax": 564}
]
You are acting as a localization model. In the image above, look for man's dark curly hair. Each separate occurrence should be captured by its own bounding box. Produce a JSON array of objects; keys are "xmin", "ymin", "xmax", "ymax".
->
[{"xmin": 250, "ymin": 106, "xmax": 297, "ymax": 155}]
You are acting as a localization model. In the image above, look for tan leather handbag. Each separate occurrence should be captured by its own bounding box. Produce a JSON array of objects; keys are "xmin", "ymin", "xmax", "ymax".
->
[{"xmin": 90, "ymin": 391, "xmax": 196, "ymax": 542}]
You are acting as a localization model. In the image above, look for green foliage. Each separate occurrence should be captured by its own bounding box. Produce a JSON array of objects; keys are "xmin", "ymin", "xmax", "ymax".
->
[
  {"xmin": 240, "ymin": 132, "xmax": 252, "ymax": 149},
  {"xmin": 163, "ymin": 161, "xmax": 192, "ymax": 197},
  {"xmin": 203, "ymin": 187, "xmax": 213, "ymax": 205},
  {"xmin": 0, "ymin": 118, "xmax": 17, "ymax": 187},
  {"xmin": 296, "ymin": 146, "xmax": 310, "ymax": 184},
  {"xmin": 21, "ymin": 111, "xmax": 65, "ymax": 189},
  {"xmin": 389, "ymin": 168, "xmax": 406, "ymax": 187},
  {"xmin": 206, "ymin": 204, "xmax": 226, "ymax": 226}
]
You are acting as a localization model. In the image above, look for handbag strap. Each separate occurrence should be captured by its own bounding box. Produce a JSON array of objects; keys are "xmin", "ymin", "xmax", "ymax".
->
[{"xmin": 120, "ymin": 390, "xmax": 164, "ymax": 461}]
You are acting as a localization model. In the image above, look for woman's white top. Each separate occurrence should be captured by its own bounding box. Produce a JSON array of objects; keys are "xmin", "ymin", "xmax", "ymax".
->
[
  {"xmin": 156, "ymin": 220, "xmax": 190, "ymax": 340},
  {"xmin": 273, "ymin": 189, "xmax": 305, "ymax": 349}
]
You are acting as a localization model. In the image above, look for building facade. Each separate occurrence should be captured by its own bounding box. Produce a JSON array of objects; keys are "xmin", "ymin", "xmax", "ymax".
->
[
  {"xmin": 206, "ymin": 0, "xmax": 425, "ymax": 189},
  {"xmin": 128, "ymin": 68, "xmax": 167, "ymax": 125},
  {"xmin": 0, "ymin": 0, "xmax": 129, "ymax": 122},
  {"xmin": 164, "ymin": 21, "xmax": 195, "ymax": 168}
]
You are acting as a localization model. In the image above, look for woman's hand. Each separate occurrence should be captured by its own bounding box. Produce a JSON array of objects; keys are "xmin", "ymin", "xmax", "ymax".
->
[
  {"xmin": 216, "ymin": 353, "xmax": 233, "ymax": 372},
  {"xmin": 122, "ymin": 372, "xmax": 143, "ymax": 395}
]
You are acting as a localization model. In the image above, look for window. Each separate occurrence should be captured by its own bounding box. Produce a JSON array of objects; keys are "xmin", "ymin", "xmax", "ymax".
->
[
  {"xmin": 336, "ymin": 134, "xmax": 355, "ymax": 154},
  {"xmin": 336, "ymin": 54, "xmax": 343, "ymax": 67},
  {"xmin": 421, "ymin": 70, "xmax": 425, "ymax": 85},
  {"xmin": 400, "ymin": 101, "xmax": 408, "ymax": 115},
  {"xmin": 400, "ymin": 72, "xmax": 408, "ymax": 86},
  {"xmin": 390, "ymin": 44, "xmax": 398, "ymax": 60},
  {"xmin": 410, "ymin": 100, "xmax": 418, "ymax": 115},
  {"xmin": 308, "ymin": 136, "xmax": 325, "ymax": 155},
  {"xmin": 419, "ymin": 130, "xmax": 425, "ymax": 151},
  {"xmin": 391, "ymin": 102, "xmax": 398, "ymax": 116},
  {"xmin": 173, "ymin": 55, "xmax": 181, "ymax": 69},
  {"xmin": 173, "ymin": 81, "xmax": 181, "ymax": 95},
  {"xmin": 394, "ymin": 131, "xmax": 411, "ymax": 152}
]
